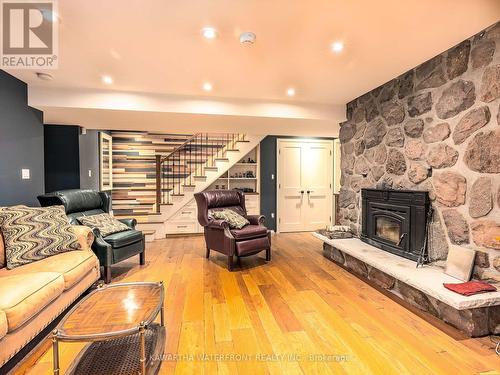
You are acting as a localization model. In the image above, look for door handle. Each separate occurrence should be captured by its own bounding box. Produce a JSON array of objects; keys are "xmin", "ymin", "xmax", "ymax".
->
[
  {"xmin": 300, "ymin": 190, "xmax": 304, "ymax": 194},
  {"xmin": 307, "ymin": 190, "xmax": 314, "ymax": 194}
]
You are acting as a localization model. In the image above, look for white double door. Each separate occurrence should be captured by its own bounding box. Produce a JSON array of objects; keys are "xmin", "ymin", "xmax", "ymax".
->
[{"xmin": 277, "ymin": 139, "xmax": 333, "ymax": 232}]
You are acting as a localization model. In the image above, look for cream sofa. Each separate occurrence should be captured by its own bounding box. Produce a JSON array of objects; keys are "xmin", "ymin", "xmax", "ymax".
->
[{"xmin": 0, "ymin": 225, "xmax": 100, "ymax": 367}]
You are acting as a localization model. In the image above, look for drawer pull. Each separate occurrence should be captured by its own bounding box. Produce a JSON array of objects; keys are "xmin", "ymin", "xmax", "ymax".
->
[
  {"xmin": 181, "ymin": 211, "xmax": 192, "ymax": 214},
  {"xmin": 177, "ymin": 225, "xmax": 188, "ymax": 228}
]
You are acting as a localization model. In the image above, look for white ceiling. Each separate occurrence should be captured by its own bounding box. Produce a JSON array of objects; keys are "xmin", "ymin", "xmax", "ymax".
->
[{"xmin": 6, "ymin": 0, "xmax": 500, "ymax": 134}]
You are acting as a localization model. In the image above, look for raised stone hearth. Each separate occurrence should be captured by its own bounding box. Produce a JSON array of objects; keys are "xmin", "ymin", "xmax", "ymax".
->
[
  {"xmin": 314, "ymin": 233, "xmax": 500, "ymax": 337},
  {"xmin": 339, "ymin": 22, "xmax": 500, "ymax": 282}
]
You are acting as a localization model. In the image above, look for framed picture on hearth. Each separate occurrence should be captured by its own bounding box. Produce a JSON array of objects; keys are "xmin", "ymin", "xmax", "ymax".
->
[{"xmin": 445, "ymin": 245, "xmax": 476, "ymax": 282}]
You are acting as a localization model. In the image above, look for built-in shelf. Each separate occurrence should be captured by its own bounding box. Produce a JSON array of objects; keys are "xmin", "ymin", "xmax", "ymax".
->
[{"xmin": 209, "ymin": 146, "xmax": 260, "ymax": 197}]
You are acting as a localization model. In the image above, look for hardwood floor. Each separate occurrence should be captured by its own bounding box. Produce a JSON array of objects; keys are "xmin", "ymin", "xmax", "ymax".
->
[{"xmin": 14, "ymin": 233, "xmax": 500, "ymax": 374}]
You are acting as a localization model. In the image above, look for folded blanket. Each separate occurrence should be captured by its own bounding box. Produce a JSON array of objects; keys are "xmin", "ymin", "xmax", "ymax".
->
[{"xmin": 443, "ymin": 281, "xmax": 497, "ymax": 296}]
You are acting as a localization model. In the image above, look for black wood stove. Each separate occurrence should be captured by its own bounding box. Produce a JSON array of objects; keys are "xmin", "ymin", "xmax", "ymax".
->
[{"xmin": 360, "ymin": 189, "xmax": 430, "ymax": 262}]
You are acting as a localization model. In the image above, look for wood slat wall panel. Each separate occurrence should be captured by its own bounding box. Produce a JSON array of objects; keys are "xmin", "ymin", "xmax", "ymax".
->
[
  {"xmin": 111, "ymin": 131, "xmax": 230, "ymax": 217},
  {"xmin": 111, "ymin": 131, "xmax": 192, "ymax": 216}
]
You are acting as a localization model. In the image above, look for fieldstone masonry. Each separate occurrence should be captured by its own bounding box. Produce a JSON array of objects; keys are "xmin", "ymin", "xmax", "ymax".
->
[{"xmin": 340, "ymin": 22, "xmax": 500, "ymax": 282}]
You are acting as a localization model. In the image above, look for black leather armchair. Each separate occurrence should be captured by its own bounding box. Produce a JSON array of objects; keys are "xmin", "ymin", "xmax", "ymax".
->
[{"xmin": 38, "ymin": 189, "xmax": 145, "ymax": 283}]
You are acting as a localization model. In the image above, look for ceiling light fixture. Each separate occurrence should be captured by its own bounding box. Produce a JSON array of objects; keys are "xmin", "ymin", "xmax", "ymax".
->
[
  {"xmin": 102, "ymin": 75, "xmax": 114, "ymax": 85},
  {"xmin": 331, "ymin": 41, "xmax": 344, "ymax": 53},
  {"xmin": 287, "ymin": 87, "xmax": 296, "ymax": 97},
  {"xmin": 202, "ymin": 27, "xmax": 217, "ymax": 39},
  {"xmin": 239, "ymin": 32, "xmax": 256, "ymax": 45},
  {"xmin": 36, "ymin": 72, "xmax": 53, "ymax": 81},
  {"xmin": 202, "ymin": 82, "xmax": 213, "ymax": 92},
  {"xmin": 43, "ymin": 10, "xmax": 59, "ymax": 23}
]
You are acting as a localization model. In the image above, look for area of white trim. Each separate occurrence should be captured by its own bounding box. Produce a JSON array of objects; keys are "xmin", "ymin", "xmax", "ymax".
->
[{"xmin": 27, "ymin": 87, "xmax": 345, "ymax": 136}]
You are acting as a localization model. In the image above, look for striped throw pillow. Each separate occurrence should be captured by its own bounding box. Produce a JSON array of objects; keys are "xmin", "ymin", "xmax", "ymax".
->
[
  {"xmin": 77, "ymin": 213, "xmax": 130, "ymax": 237},
  {"xmin": 0, "ymin": 205, "xmax": 81, "ymax": 269}
]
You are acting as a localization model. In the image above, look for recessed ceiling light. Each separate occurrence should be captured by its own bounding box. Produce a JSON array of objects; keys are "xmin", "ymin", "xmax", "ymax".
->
[
  {"xmin": 52, "ymin": 11, "xmax": 60, "ymax": 23},
  {"xmin": 43, "ymin": 10, "xmax": 59, "ymax": 23},
  {"xmin": 203, "ymin": 82, "xmax": 213, "ymax": 92},
  {"xmin": 102, "ymin": 75, "xmax": 113, "ymax": 85},
  {"xmin": 36, "ymin": 72, "xmax": 53, "ymax": 81},
  {"xmin": 331, "ymin": 41, "xmax": 344, "ymax": 53},
  {"xmin": 286, "ymin": 87, "xmax": 296, "ymax": 97},
  {"xmin": 202, "ymin": 27, "xmax": 217, "ymax": 39}
]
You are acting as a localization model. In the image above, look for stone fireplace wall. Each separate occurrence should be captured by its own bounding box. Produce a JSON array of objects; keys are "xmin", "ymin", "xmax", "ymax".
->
[{"xmin": 338, "ymin": 22, "xmax": 500, "ymax": 282}]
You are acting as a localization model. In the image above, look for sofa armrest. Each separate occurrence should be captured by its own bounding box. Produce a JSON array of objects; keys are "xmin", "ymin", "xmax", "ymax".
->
[
  {"xmin": 207, "ymin": 219, "xmax": 230, "ymax": 230},
  {"xmin": 91, "ymin": 227, "xmax": 107, "ymax": 245},
  {"xmin": 118, "ymin": 218, "xmax": 137, "ymax": 229},
  {"xmin": 71, "ymin": 225, "xmax": 94, "ymax": 250},
  {"xmin": 90, "ymin": 228, "xmax": 113, "ymax": 267},
  {"xmin": 207, "ymin": 219, "xmax": 235, "ymax": 240},
  {"xmin": 247, "ymin": 215, "xmax": 265, "ymax": 226}
]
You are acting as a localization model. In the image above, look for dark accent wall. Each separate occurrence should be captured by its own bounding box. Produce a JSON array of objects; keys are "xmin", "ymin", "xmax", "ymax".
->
[
  {"xmin": 260, "ymin": 136, "xmax": 278, "ymax": 231},
  {"xmin": 79, "ymin": 130, "xmax": 100, "ymax": 190},
  {"xmin": 44, "ymin": 125, "xmax": 80, "ymax": 193},
  {"xmin": 0, "ymin": 70, "xmax": 44, "ymax": 206}
]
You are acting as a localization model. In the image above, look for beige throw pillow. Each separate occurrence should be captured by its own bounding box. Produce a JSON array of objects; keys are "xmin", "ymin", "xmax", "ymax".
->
[
  {"xmin": 0, "ymin": 205, "xmax": 81, "ymax": 269},
  {"xmin": 212, "ymin": 209, "xmax": 250, "ymax": 229},
  {"xmin": 78, "ymin": 213, "xmax": 131, "ymax": 237}
]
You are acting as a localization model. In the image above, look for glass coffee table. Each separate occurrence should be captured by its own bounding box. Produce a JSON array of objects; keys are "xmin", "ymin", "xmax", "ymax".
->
[{"xmin": 52, "ymin": 282, "xmax": 165, "ymax": 375}]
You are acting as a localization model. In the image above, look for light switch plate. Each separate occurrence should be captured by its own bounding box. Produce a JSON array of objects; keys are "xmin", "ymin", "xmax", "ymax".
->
[{"xmin": 21, "ymin": 169, "xmax": 30, "ymax": 180}]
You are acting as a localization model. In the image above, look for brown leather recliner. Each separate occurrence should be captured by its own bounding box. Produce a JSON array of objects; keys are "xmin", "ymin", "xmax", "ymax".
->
[{"xmin": 194, "ymin": 190, "xmax": 271, "ymax": 270}]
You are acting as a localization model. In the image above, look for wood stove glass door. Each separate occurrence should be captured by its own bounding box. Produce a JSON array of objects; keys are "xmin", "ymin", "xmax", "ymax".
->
[
  {"xmin": 371, "ymin": 208, "xmax": 408, "ymax": 250},
  {"xmin": 375, "ymin": 216, "xmax": 402, "ymax": 245}
]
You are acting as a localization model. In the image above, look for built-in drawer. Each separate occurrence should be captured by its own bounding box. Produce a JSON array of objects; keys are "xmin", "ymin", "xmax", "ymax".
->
[
  {"xmin": 171, "ymin": 207, "xmax": 197, "ymax": 221},
  {"xmin": 170, "ymin": 200, "xmax": 197, "ymax": 221},
  {"xmin": 166, "ymin": 221, "xmax": 198, "ymax": 234}
]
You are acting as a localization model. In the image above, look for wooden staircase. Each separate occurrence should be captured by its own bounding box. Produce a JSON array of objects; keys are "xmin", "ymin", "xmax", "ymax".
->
[{"xmin": 111, "ymin": 132, "xmax": 264, "ymax": 241}]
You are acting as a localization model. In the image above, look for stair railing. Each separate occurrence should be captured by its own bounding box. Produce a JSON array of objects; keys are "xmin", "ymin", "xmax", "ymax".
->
[{"xmin": 155, "ymin": 133, "xmax": 246, "ymax": 213}]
